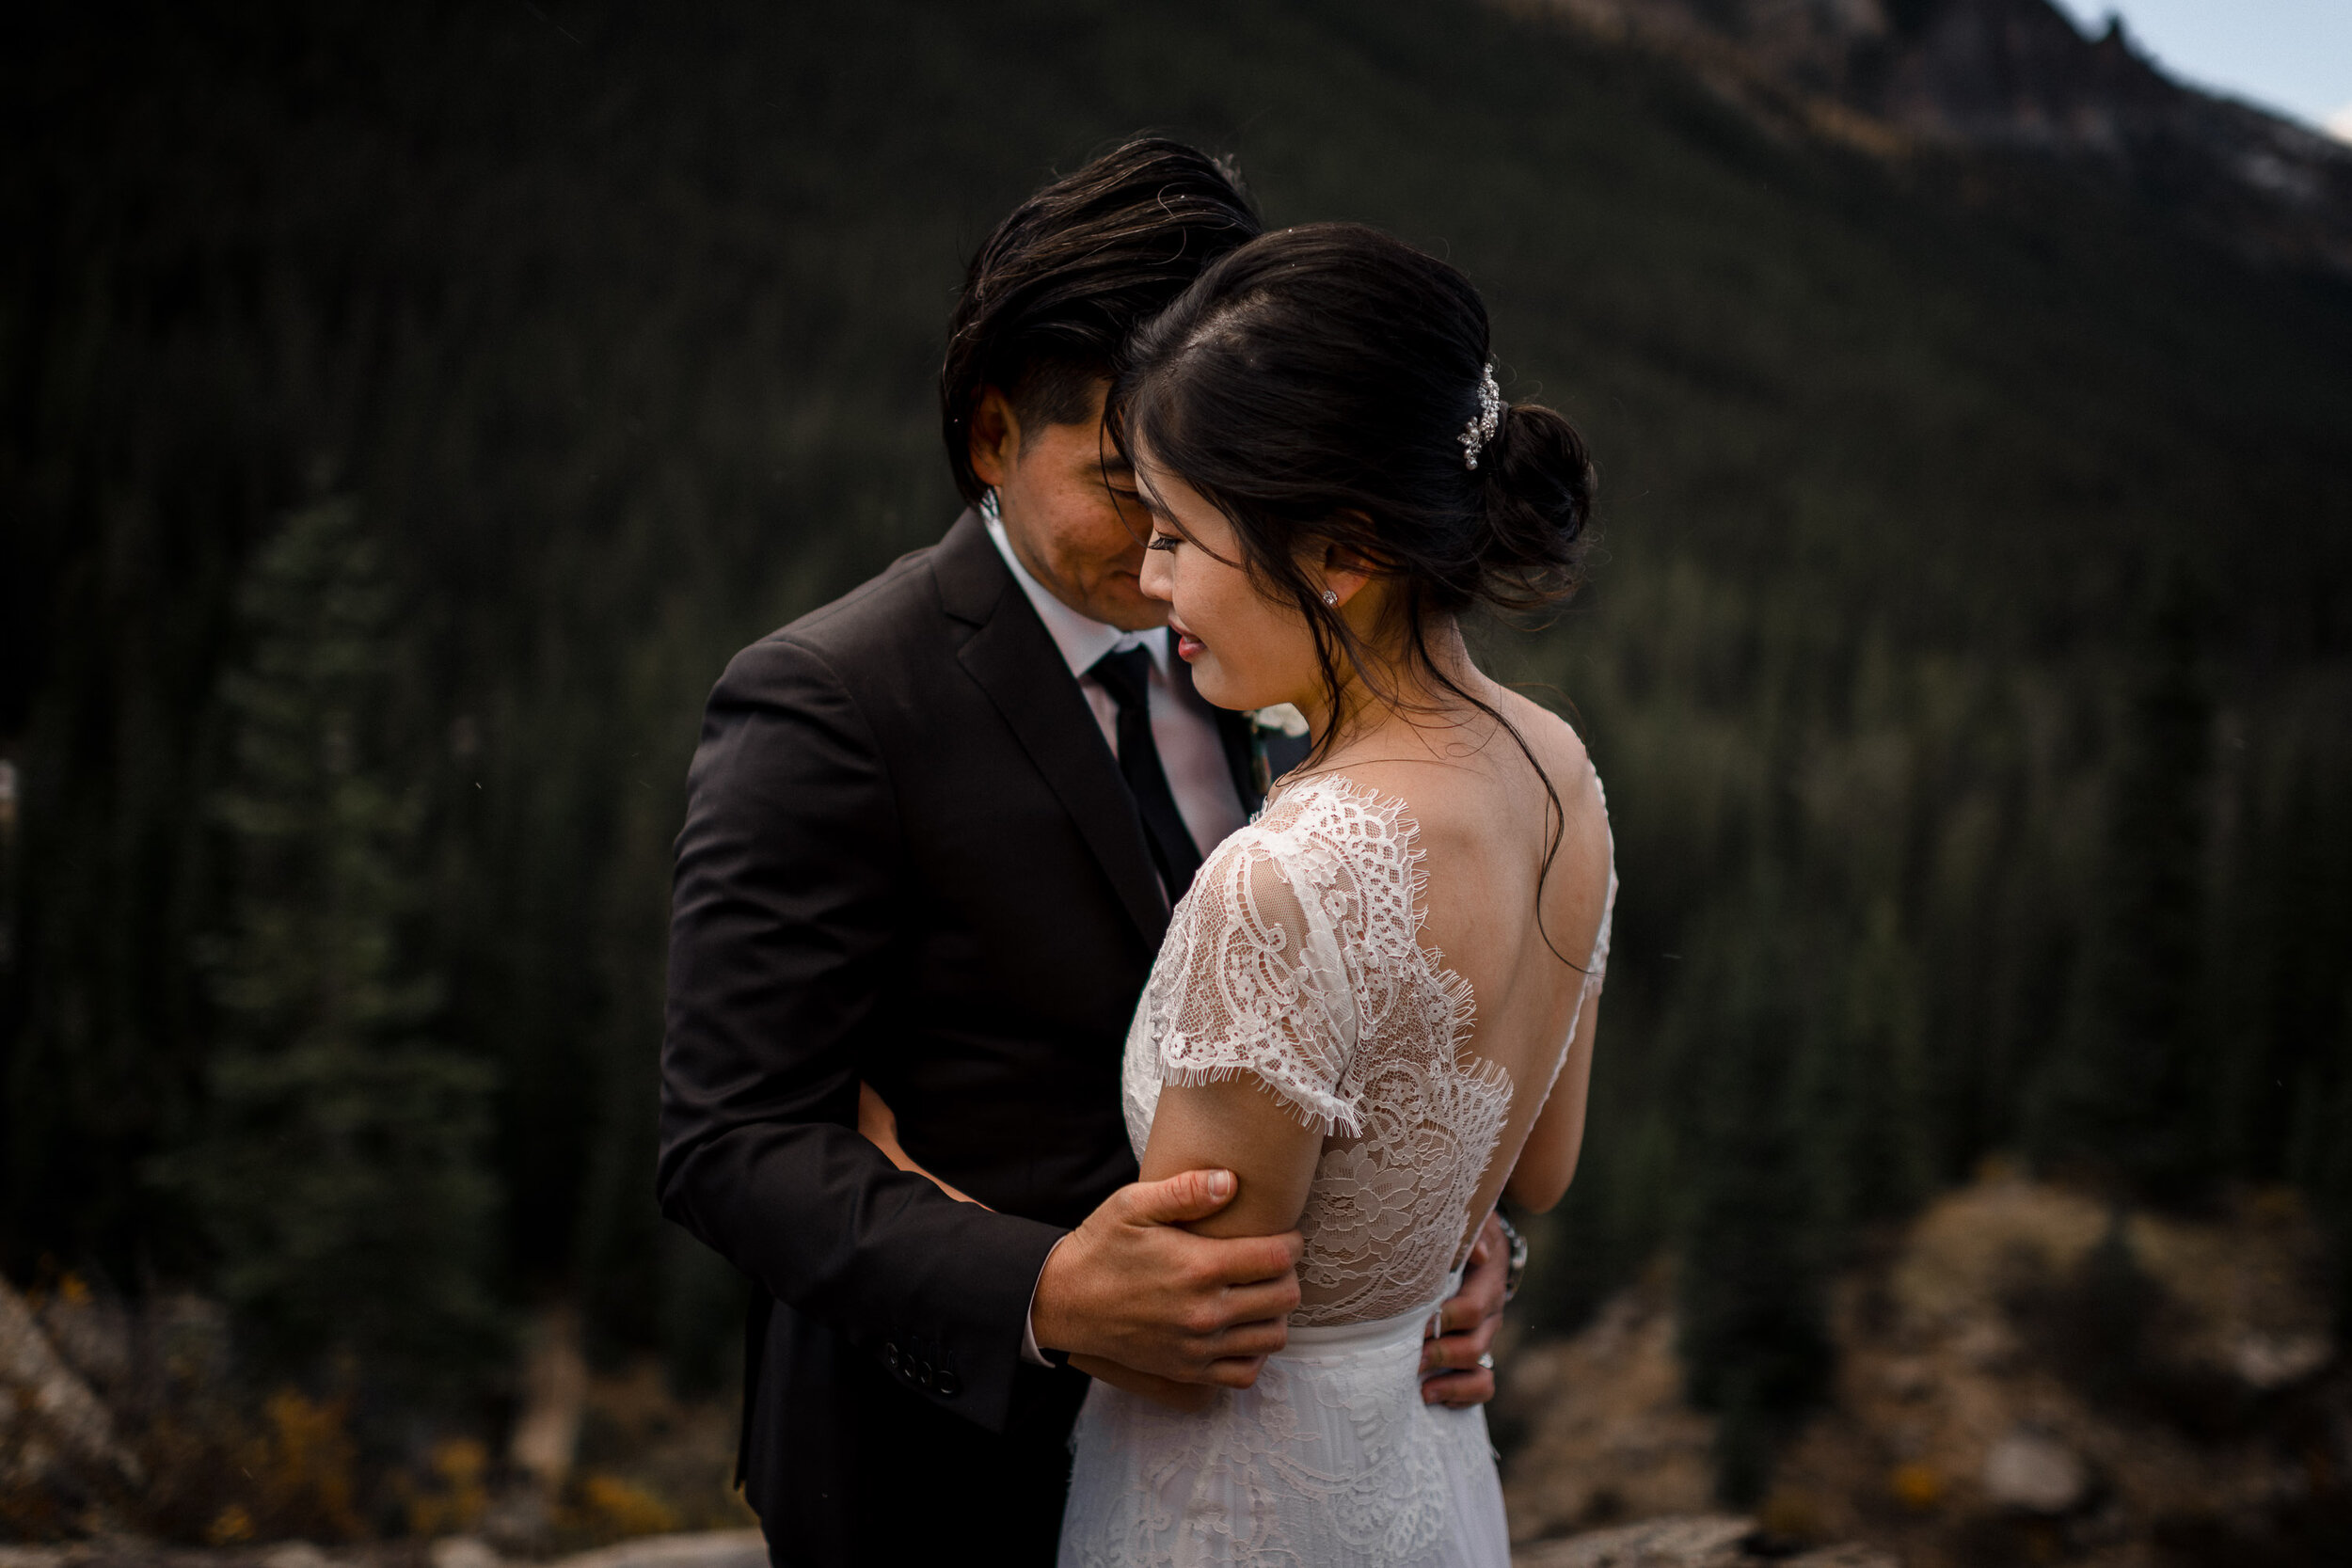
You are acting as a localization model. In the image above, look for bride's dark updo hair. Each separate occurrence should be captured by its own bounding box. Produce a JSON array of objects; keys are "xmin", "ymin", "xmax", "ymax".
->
[
  {"xmin": 1111, "ymin": 225, "xmax": 1600, "ymax": 964},
  {"xmin": 1107, "ymin": 223, "xmax": 1596, "ymax": 717}
]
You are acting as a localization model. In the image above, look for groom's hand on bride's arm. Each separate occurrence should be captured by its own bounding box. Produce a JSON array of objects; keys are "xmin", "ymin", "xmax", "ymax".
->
[
  {"xmin": 1030, "ymin": 1167, "xmax": 1303, "ymax": 1389},
  {"xmin": 1420, "ymin": 1212, "xmax": 1509, "ymax": 1408}
]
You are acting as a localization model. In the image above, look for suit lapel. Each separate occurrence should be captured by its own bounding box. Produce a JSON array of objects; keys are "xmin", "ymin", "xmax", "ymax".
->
[{"xmin": 932, "ymin": 512, "xmax": 1170, "ymax": 946}]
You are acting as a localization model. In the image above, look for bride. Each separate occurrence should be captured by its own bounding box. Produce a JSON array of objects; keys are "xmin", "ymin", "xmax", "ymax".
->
[
  {"xmin": 1058, "ymin": 222, "xmax": 1616, "ymax": 1568},
  {"xmin": 899, "ymin": 221, "xmax": 1613, "ymax": 1567}
]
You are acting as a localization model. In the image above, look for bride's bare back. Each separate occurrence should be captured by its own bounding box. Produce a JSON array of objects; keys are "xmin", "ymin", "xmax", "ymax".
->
[
  {"xmin": 1343, "ymin": 684, "xmax": 1615, "ymax": 1243},
  {"xmin": 1130, "ymin": 674, "xmax": 1614, "ymax": 1324}
]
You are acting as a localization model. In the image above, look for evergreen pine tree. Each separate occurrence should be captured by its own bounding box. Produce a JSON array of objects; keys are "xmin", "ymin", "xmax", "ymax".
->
[
  {"xmin": 2032, "ymin": 570, "xmax": 2214, "ymax": 1199},
  {"xmin": 164, "ymin": 498, "xmax": 500, "ymax": 1384},
  {"xmin": 1676, "ymin": 886, "xmax": 1834, "ymax": 1507},
  {"xmin": 2254, "ymin": 721, "xmax": 2352, "ymax": 1335},
  {"xmin": 1804, "ymin": 897, "xmax": 1933, "ymax": 1233}
]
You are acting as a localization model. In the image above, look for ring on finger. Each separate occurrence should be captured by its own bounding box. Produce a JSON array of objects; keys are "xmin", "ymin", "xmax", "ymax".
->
[{"xmin": 1477, "ymin": 1352, "xmax": 1494, "ymax": 1370}]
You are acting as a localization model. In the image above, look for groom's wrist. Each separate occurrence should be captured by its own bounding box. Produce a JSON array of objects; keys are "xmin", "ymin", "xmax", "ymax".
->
[
  {"xmin": 1022, "ymin": 1234, "xmax": 1072, "ymax": 1367},
  {"xmin": 1030, "ymin": 1223, "xmax": 1106, "ymax": 1363}
]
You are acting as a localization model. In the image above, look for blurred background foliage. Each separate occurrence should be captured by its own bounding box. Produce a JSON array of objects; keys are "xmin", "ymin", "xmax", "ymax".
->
[{"xmin": 3, "ymin": 0, "xmax": 2349, "ymax": 1517}]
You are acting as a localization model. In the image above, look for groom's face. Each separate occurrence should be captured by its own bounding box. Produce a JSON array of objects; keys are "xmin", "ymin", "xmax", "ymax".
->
[{"xmin": 969, "ymin": 382, "xmax": 1162, "ymax": 632}]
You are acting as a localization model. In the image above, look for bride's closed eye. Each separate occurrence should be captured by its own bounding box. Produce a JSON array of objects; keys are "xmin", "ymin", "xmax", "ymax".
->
[{"xmin": 1146, "ymin": 531, "xmax": 1181, "ymax": 553}]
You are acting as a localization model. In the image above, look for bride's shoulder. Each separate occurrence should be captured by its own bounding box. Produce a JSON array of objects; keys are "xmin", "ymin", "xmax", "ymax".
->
[
  {"xmin": 1493, "ymin": 685, "xmax": 1600, "ymax": 783},
  {"xmin": 1194, "ymin": 773, "xmax": 1416, "ymax": 906},
  {"xmin": 1319, "ymin": 700, "xmax": 1611, "ymax": 872},
  {"xmin": 1485, "ymin": 689, "xmax": 1609, "ymax": 825},
  {"xmin": 1248, "ymin": 769, "xmax": 1418, "ymax": 851}
]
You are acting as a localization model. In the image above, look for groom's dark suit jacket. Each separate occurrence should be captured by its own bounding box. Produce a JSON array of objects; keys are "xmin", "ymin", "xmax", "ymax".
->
[{"xmin": 658, "ymin": 511, "xmax": 1291, "ymax": 1565}]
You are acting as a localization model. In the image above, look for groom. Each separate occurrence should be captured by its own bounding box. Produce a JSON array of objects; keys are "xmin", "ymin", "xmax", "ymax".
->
[{"xmin": 658, "ymin": 140, "xmax": 1512, "ymax": 1566}]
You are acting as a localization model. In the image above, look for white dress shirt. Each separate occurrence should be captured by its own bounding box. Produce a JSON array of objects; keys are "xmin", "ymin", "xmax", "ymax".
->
[
  {"xmin": 985, "ymin": 510, "xmax": 1249, "ymax": 1367},
  {"xmin": 984, "ymin": 513, "xmax": 1247, "ymax": 865}
]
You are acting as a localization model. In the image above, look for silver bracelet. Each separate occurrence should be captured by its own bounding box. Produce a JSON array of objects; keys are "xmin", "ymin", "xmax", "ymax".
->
[{"xmin": 1495, "ymin": 1212, "xmax": 1529, "ymax": 1305}]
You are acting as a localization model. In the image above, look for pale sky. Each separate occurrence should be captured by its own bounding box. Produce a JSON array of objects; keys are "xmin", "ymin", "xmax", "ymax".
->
[{"xmin": 2048, "ymin": 0, "xmax": 2352, "ymax": 138}]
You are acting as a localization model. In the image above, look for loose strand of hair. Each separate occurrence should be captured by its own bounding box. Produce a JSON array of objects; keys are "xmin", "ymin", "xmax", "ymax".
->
[
  {"xmin": 1283, "ymin": 576, "xmax": 1584, "ymax": 975},
  {"xmin": 1403, "ymin": 598, "xmax": 1581, "ymax": 974}
]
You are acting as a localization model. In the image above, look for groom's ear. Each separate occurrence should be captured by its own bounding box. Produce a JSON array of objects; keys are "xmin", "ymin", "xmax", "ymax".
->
[{"xmin": 968, "ymin": 388, "xmax": 1022, "ymax": 491}]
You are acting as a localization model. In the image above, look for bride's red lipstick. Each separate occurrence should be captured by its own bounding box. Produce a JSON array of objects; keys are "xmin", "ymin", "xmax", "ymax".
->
[{"xmin": 1169, "ymin": 619, "xmax": 1205, "ymax": 661}]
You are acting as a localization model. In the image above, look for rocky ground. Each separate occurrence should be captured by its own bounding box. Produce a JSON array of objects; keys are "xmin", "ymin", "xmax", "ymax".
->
[
  {"xmin": 0, "ymin": 1519, "xmax": 1890, "ymax": 1568},
  {"xmin": 1, "ymin": 1286, "xmax": 748, "ymax": 1548},
  {"xmin": 1512, "ymin": 1514, "xmax": 1895, "ymax": 1566},
  {"xmin": 0, "ymin": 1534, "xmax": 765, "ymax": 1568},
  {"xmin": 10, "ymin": 1169, "xmax": 2344, "ymax": 1565},
  {"xmin": 1497, "ymin": 1169, "xmax": 2349, "ymax": 1567}
]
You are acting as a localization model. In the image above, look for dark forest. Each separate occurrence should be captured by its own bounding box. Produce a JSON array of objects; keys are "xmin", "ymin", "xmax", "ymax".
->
[{"xmin": 5, "ymin": 0, "xmax": 2349, "ymax": 1548}]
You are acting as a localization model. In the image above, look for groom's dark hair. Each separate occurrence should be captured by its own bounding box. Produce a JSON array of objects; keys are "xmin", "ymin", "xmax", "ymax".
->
[{"xmin": 941, "ymin": 137, "xmax": 1261, "ymax": 504}]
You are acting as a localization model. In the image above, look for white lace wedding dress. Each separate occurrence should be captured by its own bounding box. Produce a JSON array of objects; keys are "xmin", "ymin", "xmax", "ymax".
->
[{"xmin": 1059, "ymin": 772, "xmax": 1616, "ymax": 1568}]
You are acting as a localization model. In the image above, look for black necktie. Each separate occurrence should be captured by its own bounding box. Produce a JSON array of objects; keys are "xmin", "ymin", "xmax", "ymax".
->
[{"xmin": 1089, "ymin": 643, "xmax": 1204, "ymax": 901}]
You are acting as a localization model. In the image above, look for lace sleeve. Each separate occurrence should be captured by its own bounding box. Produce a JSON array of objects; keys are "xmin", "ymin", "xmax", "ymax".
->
[{"xmin": 1145, "ymin": 832, "xmax": 1364, "ymax": 1137}]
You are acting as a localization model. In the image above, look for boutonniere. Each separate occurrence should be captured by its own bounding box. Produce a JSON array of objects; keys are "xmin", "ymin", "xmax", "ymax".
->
[
  {"xmin": 1249, "ymin": 704, "xmax": 1310, "ymax": 739},
  {"xmin": 1243, "ymin": 705, "xmax": 1309, "ymax": 812}
]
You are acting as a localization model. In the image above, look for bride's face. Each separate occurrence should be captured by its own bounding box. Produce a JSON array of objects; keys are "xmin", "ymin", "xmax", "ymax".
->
[{"xmin": 1134, "ymin": 445, "xmax": 1339, "ymax": 716}]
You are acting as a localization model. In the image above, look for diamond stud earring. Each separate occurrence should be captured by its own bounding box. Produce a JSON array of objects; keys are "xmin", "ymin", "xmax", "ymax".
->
[{"xmin": 1321, "ymin": 589, "xmax": 1339, "ymax": 607}]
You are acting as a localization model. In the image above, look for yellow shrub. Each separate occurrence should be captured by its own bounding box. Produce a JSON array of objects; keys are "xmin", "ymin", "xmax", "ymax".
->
[
  {"xmin": 205, "ymin": 1504, "xmax": 256, "ymax": 1545},
  {"xmin": 1890, "ymin": 1462, "xmax": 1945, "ymax": 1511},
  {"xmin": 405, "ymin": 1436, "xmax": 491, "ymax": 1535},
  {"xmin": 567, "ymin": 1471, "xmax": 680, "ymax": 1538},
  {"xmin": 244, "ymin": 1389, "xmax": 361, "ymax": 1540}
]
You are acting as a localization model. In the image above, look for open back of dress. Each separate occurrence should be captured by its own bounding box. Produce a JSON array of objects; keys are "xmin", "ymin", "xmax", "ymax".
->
[
  {"xmin": 1070, "ymin": 768, "xmax": 1618, "ymax": 1567},
  {"xmin": 1120, "ymin": 770, "xmax": 1617, "ymax": 1327}
]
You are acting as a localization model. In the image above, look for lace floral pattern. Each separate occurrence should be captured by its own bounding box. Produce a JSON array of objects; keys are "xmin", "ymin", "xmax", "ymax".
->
[
  {"xmin": 1074, "ymin": 771, "xmax": 1615, "ymax": 1566},
  {"xmin": 1060, "ymin": 1306, "xmax": 1491, "ymax": 1568},
  {"xmin": 1120, "ymin": 773, "xmax": 1614, "ymax": 1327}
]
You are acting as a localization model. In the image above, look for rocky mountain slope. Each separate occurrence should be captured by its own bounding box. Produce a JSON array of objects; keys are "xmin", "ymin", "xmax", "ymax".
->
[
  {"xmin": 1497, "ymin": 1172, "xmax": 2347, "ymax": 1567},
  {"xmin": 1516, "ymin": 0, "xmax": 2352, "ymax": 274}
]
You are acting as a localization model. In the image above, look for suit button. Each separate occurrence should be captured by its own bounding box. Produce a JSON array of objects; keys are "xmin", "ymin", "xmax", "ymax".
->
[
  {"xmin": 915, "ymin": 1360, "xmax": 934, "ymax": 1389},
  {"xmin": 882, "ymin": 1342, "xmax": 900, "ymax": 1373},
  {"xmin": 935, "ymin": 1370, "xmax": 961, "ymax": 1397}
]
